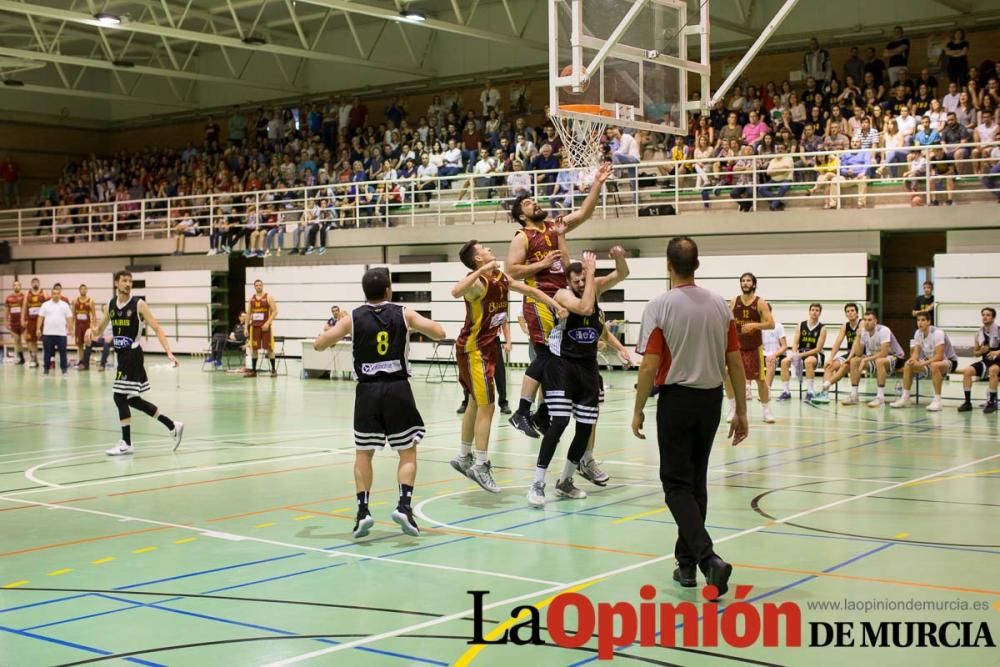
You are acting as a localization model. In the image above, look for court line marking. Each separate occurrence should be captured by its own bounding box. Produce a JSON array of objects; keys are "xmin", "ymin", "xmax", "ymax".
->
[
  {"xmin": 0, "ymin": 496, "xmax": 564, "ymax": 588},
  {"xmin": 413, "ymin": 489, "xmax": 528, "ymax": 537},
  {"xmin": 259, "ymin": 450, "xmax": 1000, "ymax": 666}
]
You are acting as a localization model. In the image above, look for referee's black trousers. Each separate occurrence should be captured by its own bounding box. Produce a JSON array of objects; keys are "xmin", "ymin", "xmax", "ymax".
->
[{"xmin": 656, "ymin": 384, "xmax": 723, "ymax": 568}]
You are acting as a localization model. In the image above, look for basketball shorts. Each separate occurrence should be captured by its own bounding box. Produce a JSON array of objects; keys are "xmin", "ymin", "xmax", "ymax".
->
[
  {"xmin": 523, "ymin": 297, "xmax": 559, "ymax": 346},
  {"xmin": 740, "ymin": 346, "xmax": 765, "ymax": 382},
  {"xmin": 789, "ymin": 352, "xmax": 825, "ymax": 374},
  {"xmin": 113, "ymin": 347, "xmax": 150, "ymax": 396},
  {"xmin": 833, "ymin": 354, "xmax": 850, "ymax": 365},
  {"xmin": 249, "ymin": 325, "xmax": 273, "ymax": 352},
  {"xmin": 353, "ymin": 380, "xmax": 425, "ymax": 450},
  {"xmin": 916, "ymin": 358, "xmax": 959, "ymax": 379},
  {"xmin": 457, "ymin": 344, "xmax": 498, "ymax": 407},
  {"xmin": 543, "ymin": 356, "xmax": 601, "ymax": 425},
  {"xmin": 75, "ymin": 322, "xmax": 91, "ymax": 343},
  {"xmin": 9, "ymin": 318, "xmax": 22, "ymax": 335},
  {"xmin": 23, "ymin": 317, "xmax": 38, "ymax": 343},
  {"xmin": 971, "ymin": 358, "xmax": 1000, "ymax": 380},
  {"xmin": 866, "ymin": 355, "xmax": 902, "ymax": 376}
]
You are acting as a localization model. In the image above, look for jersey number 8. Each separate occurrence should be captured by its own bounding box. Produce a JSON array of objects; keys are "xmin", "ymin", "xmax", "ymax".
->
[{"xmin": 376, "ymin": 331, "xmax": 389, "ymax": 356}]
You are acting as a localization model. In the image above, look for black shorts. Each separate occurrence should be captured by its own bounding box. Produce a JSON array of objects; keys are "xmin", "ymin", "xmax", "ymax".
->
[
  {"xmin": 971, "ymin": 359, "xmax": 1000, "ymax": 380},
  {"xmin": 353, "ymin": 380, "xmax": 425, "ymax": 450},
  {"xmin": 113, "ymin": 347, "xmax": 150, "ymax": 396},
  {"xmin": 543, "ymin": 356, "xmax": 600, "ymax": 425},
  {"xmin": 525, "ymin": 342, "xmax": 552, "ymax": 383}
]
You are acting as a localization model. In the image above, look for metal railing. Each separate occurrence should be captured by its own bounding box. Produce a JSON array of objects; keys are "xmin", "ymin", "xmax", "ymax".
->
[{"xmin": 1, "ymin": 142, "xmax": 998, "ymax": 246}]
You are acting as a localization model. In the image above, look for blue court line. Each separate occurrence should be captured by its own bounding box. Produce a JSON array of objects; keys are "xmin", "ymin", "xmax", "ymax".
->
[
  {"xmin": 92, "ymin": 593, "xmax": 449, "ymax": 667},
  {"xmin": 113, "ymin": 552, "xmax": 306, "ymax": 590},
  {"xmin": 0, "ymin": 622, "xmax": 165, "ymax": 667},
  {"xmin": 566, "ymin": 542, "xmax": 896, "ymax": 667}
]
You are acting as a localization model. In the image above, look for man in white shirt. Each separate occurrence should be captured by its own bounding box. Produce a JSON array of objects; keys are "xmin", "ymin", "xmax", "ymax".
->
[
  {"xmin": 439, "ymin": 139, "xmax": 464, "ymax": 180},
  {"xmin": 842, "ymin": 310, "xmax": 906, "ymax": 407},
  {"xmin": 480, "ymin": 79, "xmax": 501, "ymax": 117},
  {"xmin": 762, "ymin": 318, "xmax": 787, "ymax": 395},
  {"xmin": 890, "ymin": 313, "xmax": 959, "ymax": 411},
  {"xmin": 942, "ymin": 82, "xmax": 962, "ymax": 114},
  {"xmin": 36, "ymin": 282, "xmax": 73, "ymax": 376},
  {"xmin": 415, "ymin": 153, "xmax": 438, "ymax": 204}
]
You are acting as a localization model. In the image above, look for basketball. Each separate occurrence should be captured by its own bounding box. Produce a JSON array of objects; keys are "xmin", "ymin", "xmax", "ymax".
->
[{"xmin": 560, "ymin": 64, "xmax": 591, "ymax": 94}]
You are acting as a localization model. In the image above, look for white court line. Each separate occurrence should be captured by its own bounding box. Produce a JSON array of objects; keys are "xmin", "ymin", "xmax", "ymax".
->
[
  {"xmin": 598, "ymin": 460, "xmax": 897, "ymax": 485},
  {"xmin": 413, "ymin": 487, "xmax": 531, "ymax": 537},
  {"xmin": 21, "ymin": 444, "xmax": 354, "ymax": 490},
  {"xmin": 259, "ymin": 449, "xmax": 1000, "ymax": 666},
  {"xmin": 0, "ymin": 495, "xmax": 562, "ymax": 587}
]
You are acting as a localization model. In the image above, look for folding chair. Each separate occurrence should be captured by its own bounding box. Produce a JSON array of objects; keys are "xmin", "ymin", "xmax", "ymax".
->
[{"xmin": 424, "ymin": 338, "xmax": 458, "ymax": 383}]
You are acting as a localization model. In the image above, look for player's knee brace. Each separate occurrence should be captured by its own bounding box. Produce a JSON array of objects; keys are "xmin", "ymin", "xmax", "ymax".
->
[
  {"xmin": 127, "ymin": 396, "xmax": 158, "ymax": 417},
  {"xmin": 525, "ymin": 355, "xmax": 546, "ymax": 383},
  {"xmin": 114, "ymin": 393, "xmax": 130, "ymax": 420}
]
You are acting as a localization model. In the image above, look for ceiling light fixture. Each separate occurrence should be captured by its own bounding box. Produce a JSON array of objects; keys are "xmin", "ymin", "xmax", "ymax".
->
[
  {"xmin": 112, "ymin": 59, "xmax": 136, "ymax": 68},
  {"xmin": 3, "ymin": 79, "xmax": 25, "ymax": 86},
  {"xmin": 242, "ymin": 35, "xmax": 267, "ymax": 45},
  {"xmin": 399, "ymin": 9, "xmax": 426, "ymax": 22},
  {"xmin": 94, "ymin": 12, "xmax": 121, "ymax": 26}
]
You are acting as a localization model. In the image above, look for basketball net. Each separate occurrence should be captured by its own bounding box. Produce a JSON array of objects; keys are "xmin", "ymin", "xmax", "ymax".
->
[{"xmin": 551, "ymin": 111, "xmax": 608, "ymax": 178}]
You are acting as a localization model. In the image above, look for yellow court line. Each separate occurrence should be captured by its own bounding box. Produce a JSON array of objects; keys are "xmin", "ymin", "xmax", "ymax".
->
[
  {"xmin": 612, "ymin": 507, "xmax": 667, "ymax": 524},
  {"xmin": 174, "ymin": 537, "xmax": 197, "ymax": 545},
  {"xmin": 132, "ymin": 547, "xmax": 157, "ymax": 554},
  {"xmin": 894, "ymin": 532, "xmax": 910, "ymax": 539},
  {"xmin": 47, "ymin": 568, "xmax": 73, "ymax": 577},
  {"xmin": 900, "ymin": 468, "xmax": 1000, "ymax": 488},
  {"xmin": 2, "ymin": 580, "xmax": 28, "ymax": 588},
  {"xmin": 91, "ymin": 557, "xmax": 115, "ymax": 565},
  {"xmin": 254, "ymin": 522, "xmax": 276, "ymax": 528},
  {"xmin": 453, "ymin": 579, "xmax": 604, "ymax": 667},
  {"xmin": 331, "ymin": 507, "xmax": 353, "ymax": 513},
  {"xmin": 292, "ymin": 515, "xmax": 315, "ymax": 521}
]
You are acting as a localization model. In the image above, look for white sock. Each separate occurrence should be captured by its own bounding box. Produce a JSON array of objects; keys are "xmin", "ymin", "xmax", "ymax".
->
[
  {"xmin": 534, "ymin": 467, "xmax": 546, "ymax": 484},
  {"xmin": 761, "ymin": 401, "xmax": 770, "ymax": 412},
  {"xmin": 934, "ymin": 393, "xmax": 941, "ymax": 400},
  {"xmin": 474, "ymin": 449, "xmax": 488, "ymax": 465},
  {"xmin": 560, "ymin": 459, "xmax": 576, "ymax": 482},
  {"xmin": 783, "ymin": 381, "xmax": 790, "ymax": 392},
  {"xmin": 877, "ymin": 386, "xmax": 885, "ymax": 399},
  {"xmin": 581, "ymin": 450, "xmax": 594, "ymax": 463},
  {"xmin": 822, "ymin": 381, "xmax": 830, "ymax": 392},
  {"xmin": 459, "ymin": 442, "xmax": 472, "ymax": 457},
  {"xmin": 851, "ymin": 385, "xmax": 859, "ymax": 398},
  {"xmin": 807, "ymin": 379, "xmax": 815, "ymax": 392},
  {"xmin": 901, "ymin": 390, "xmax": 910, "ymax": 399}
]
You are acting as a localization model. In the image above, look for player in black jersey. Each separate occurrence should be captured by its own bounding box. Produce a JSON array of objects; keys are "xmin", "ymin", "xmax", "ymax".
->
[
  {"xmin": 777, "ymin": 303, "xmax": 827, "ymax": 401},
  {"xmin": 813, "ymin": 303, "xmax": 861, "ymax": 403},
  {"xmin": 314, "ymin": 267, "xmax": 445, "ymax": 539},
  {"xmin": 87, "ymin": 270, "xmax": 183, "ymax": 456},
  {"xmin": 527, "ymin": 252, "xmax": 602, "ymax": 508}
]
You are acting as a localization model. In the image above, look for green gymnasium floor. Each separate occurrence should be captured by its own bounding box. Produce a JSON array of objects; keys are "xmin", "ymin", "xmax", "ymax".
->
[{"xmin": 0, "ymin": 361, "xmax": 998, "ymax": 666}]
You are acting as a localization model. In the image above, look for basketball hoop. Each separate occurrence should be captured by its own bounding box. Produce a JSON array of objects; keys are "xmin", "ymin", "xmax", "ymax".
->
[{"xmin": 552, "ymin": 104, "xmax": 613, "ymax": 173}]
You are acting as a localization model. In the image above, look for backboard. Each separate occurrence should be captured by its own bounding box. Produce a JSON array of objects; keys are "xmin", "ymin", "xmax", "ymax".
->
[{"xmin": 549, "ymin": 0, "xmax": 711, "ymax": 138}]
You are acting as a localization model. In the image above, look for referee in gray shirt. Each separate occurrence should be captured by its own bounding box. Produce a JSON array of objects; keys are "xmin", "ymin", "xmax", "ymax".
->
[{"xmin": 633, "ymin": 236, "xmax": 749, "ymax": 599}]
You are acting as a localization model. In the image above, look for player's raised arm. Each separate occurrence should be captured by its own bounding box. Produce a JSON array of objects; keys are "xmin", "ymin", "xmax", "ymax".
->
[
  {"xmin": 315, "ymin": 313, "xmax": 352, "ymax": 351},
  {"xmin": 404, "ymin": 308, "xmax": 446, "ymax": 341},
  {"xmin": 595, "ymin": 245, "xmax": 630, "ymax": 294},
  {"xmin": 451, "ymin": 261, "xmax": 494, "ymax": 300},
  {"xmin": 562, "ymin": 162, "xmax": 612, "ymax": 232}
]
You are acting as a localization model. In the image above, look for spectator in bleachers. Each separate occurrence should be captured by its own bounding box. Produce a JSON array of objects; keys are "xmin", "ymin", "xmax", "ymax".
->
[
  {"xmin": 531, "ymin": 142, "xmax": 564, "ymax": 197},
  {"xmin": 1, "ymin": 155, "xmax": 19, "ymax": 208},
  {"xmin": 760, "ymin": 142, "xmax": 794, "ymax": 211},
  {"xmin": 864, "ymin": 46, "xmax": 887, "ymax": 88},
  {"xmin": 835, "ymin": 137, "xmax": 872, "ymax": 209},
  {"xmin": 742, "ymin": 111, "xmax": 770, "ymax": 147},
  {"xmin": 460, "ymin": 121, "xmax": 483, "ymax": 172},
  {"xmin": 972, "ymin": 114, "xmax": 998, "ymax": 175},
  {"xmin": 941, "ymin": 111, "xmax": 972, "ymax": 174},
  {"xmin": 439, "ymin": 139, "xmax": 464, "ymax": 185},
  {"xmin": 506, "ymin": 159, "xmax": 532, "ymax": 198},
  {"xmin": 729, "ymin": 145, "xmax": 756, "ymax": 212},
  {"xmin": 229, "ymin": 106, "xmax": 247, "ymax": 147},
  {"xmin": 913, "ymin": 115, "xmax": 941, "ymax": 148},
  {"xmin": 172, "ymin": 205, "xmax": 198, "ymax": 255},
  {"xmin": 824, "ymin": 121, "xmax": 851, "ymax": 151}
]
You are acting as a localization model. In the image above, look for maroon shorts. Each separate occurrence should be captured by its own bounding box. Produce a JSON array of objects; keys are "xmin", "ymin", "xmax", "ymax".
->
[
  {"xmin": 249, "ymin": 325, "xmax": 273, "ymax": 352},
  {"xmin": 9, "ymin": 319, "xmax": 22, "ymax": 335},
  {"xmin": 457, "ymin": 343, "xmax": 498, "ymax": 407},
  {"xmin": 75, "ymin": 322, "xmax": 91, "ymax": 343},
  {"xmin": 740, "ymin": 346, "xmax": 765, "ymax": 383},
  {"xmin": 23, "ymin": 318, "xmax": 38, "ymax": 343}
]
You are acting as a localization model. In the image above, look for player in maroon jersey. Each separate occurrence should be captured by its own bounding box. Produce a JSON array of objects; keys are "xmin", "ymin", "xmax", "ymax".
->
[
  {"xmin": 72, "ymin": 284, "xmax": 96, "ymax": 369},
  {"xmin": 727, "ymin": 272, "xmax": 776, "ymax": 423},
  {"xmin": 246, "ymin": 279, "xmax": 278, "ymax": 377},
  {"xmin": 21, "ymin": 277, "xmax": 47, "ymax": 368},
  {"xmin": 449, "ymin": 239, "xmax": 566, "ymax": 493},
  {"xmin": 4, "ymin": 279, "xmax": 25, "ymax": 364},
  {"xmin": 506, "ymin": 161, "xmax": 612, "ymax": 437}
]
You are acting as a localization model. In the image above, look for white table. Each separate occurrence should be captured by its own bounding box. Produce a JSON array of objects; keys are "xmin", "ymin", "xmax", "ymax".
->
[{"xmin": 301, "ymin": 339, "xmax": 353, "ymax": 379}]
